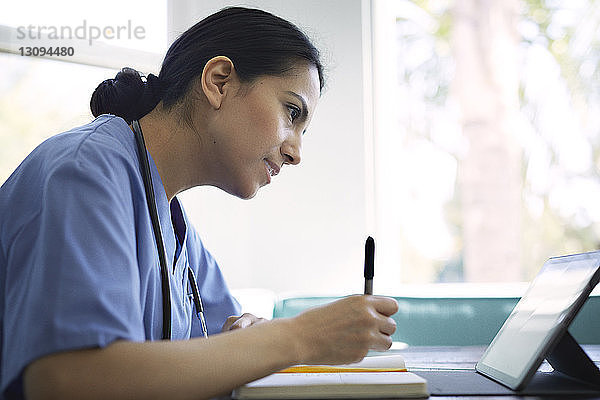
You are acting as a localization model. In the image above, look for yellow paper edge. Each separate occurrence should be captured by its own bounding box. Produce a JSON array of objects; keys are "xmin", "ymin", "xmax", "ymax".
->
[{"xmin": 277, "ymin": 366, "xmax": 408, "ymax": 373}]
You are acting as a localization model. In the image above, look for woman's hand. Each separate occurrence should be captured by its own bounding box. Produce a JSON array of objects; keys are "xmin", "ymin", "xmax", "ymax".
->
[
  {"xmin": 222, "ymin": 313, "xmax": 268, "ymax": 331},
  {"xmin": 287, "ymin": 295, "xmax": 399, "ymax": 366}
]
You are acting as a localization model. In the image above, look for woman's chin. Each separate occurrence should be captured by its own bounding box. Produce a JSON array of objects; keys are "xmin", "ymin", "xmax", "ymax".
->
[
  {"xmin": 239, "ymin": 190, "xmax": 258, "ymax": 200},
  {"xmin": 226, "ymin": 182, "xmax": 260, "ymax": 200}
]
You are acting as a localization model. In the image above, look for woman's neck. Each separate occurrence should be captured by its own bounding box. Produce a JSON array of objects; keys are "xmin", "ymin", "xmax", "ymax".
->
[{"xmin": 136, "ymin": 106, "xmax": 191, "ymax": 202}]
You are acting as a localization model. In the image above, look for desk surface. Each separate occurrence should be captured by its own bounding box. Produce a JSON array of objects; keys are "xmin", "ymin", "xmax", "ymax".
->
[{"xmin": 393, "ymin": 345, "xmax": 600, "ymax": 399}]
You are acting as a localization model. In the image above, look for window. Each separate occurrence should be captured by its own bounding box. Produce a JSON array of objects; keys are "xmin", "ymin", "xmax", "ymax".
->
[
  {"xmin": 0, "ymin": 53, "xmax": 116, "ymax": 183},
  {"xmin": 0, "ymin": 0, "xmax": 167, "ymax": 183},
  {"xmin": 373, "ymin": 0, "xmax": 600, "ymax": 285}
]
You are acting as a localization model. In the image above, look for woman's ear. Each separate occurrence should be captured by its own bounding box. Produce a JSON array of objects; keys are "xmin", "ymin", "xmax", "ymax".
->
[{"xmin": 200, "ymin": 56, "xmax": 236, "ymax": 110}]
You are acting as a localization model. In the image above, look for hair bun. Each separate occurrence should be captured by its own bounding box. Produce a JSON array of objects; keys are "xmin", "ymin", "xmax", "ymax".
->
[{"xmin": 90, "ymin": 67, "xmax": 162, "ymax": 123}]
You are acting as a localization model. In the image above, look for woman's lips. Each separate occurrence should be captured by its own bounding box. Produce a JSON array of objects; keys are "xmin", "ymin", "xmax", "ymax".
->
[{"xmin": 264, "ymin": 159, "xmax": 280, "ymax": 179}]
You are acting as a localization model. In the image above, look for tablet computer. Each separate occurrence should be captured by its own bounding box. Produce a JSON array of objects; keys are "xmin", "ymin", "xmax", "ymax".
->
[{"xmin": 475, "ymin": 250, "xmax": 600, "ymax": 391}]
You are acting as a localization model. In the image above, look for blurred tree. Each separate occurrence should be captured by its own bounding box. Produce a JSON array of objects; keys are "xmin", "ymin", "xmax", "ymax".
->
[
  {"xmin": 392, "ymin": 0, "xmax": 600, "ymax": 283},
  {"xmin": 452, "ymin": 0, "xmax": 523, "ymax": 281}
]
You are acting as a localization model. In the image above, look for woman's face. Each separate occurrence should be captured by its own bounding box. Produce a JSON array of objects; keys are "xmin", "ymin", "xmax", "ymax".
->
[{"xmin": 202, "ymin": 63, "xmax": 320, "ymax": 199}]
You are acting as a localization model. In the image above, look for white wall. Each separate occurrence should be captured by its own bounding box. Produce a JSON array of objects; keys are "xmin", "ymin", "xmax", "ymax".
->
[{"xmin": 170, "ymin": 0, "xmax": 374, "ymax": 295}]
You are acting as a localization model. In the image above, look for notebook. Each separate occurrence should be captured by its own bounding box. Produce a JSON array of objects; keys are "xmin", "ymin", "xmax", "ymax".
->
[{"xmin": 232, "ymin": 355, "xmax": 428, "ymax": 399}]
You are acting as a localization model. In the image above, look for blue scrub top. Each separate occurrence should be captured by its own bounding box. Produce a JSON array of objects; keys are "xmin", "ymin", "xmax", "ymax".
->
[{"xmin": 0, "ymin": 115, "xmax": 241, "ymax": 398}]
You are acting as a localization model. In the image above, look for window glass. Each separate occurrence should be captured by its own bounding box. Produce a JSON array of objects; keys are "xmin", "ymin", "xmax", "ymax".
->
[
  {"xmin": 1, "ymin": 0, "xmax": 167, "ymax": 183},
  {"xmin": 374, "ymin": 0, "xmax": 600, "ymax": 284},
  {"xmin": 0, "ymin": 53, "xmax": 117, "ymax": 183}
]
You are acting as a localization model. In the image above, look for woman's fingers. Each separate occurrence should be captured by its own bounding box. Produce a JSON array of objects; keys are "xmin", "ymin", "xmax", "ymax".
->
[
  {"xmin": 222, "ymin": 313, "xmax": 267, "ymax": 332},
  {"xmin": 370, "ymin": 295, "xmax": 399, "ymax": 317},
  {"xmin": 371, "ymin": 330, "xmax": 394, "ymax": 352},
  {"xmin": 379, "ymin": 315, "xmax": 397, "ymax": 336}
]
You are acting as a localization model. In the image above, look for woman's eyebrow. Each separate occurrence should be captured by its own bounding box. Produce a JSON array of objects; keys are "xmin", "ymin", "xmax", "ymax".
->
[{"xmin": 285, "ymin": 91, "xmax": 309, "ymax": 119}]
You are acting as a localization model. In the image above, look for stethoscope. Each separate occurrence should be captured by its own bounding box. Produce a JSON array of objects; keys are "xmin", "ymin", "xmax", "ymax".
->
[{"xmin": 131, "ymin": 120, "xmax": 208, "ymax": 340}]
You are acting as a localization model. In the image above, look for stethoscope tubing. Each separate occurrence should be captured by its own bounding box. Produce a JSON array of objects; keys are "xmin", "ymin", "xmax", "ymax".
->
[
  {"xmin": 132, "ymin": 119, "xmax": 208, "ymax": 340},
  {"xmin": 132, "ymin": 119, "xmax": 172, "ymax": 340}
]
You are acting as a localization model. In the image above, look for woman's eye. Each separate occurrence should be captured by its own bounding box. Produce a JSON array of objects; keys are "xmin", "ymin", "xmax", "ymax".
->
[{"xmin": 287, "ymin": 105, "xmax": 301, "ymax": 122}]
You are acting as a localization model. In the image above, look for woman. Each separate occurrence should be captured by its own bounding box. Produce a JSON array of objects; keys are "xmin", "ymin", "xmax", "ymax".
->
[{"xmin": 0, "ymin": 7, "xmax": 398, "ymax": 400}]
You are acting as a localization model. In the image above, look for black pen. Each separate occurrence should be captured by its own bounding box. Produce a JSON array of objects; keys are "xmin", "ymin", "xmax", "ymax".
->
[{"xmin": 364, "ymin": 236, "xmax": 375, "ymax": 295}]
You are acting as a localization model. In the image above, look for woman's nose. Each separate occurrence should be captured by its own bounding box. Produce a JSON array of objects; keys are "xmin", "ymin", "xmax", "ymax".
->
[{"xmin": 281, "ymin": 135, "xmax": 302, "ymax": 165}]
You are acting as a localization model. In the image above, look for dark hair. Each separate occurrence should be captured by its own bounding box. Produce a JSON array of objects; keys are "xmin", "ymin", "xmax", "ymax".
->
[{"xmin": 90, "ymin": 7, "xmax": 324, "ymax": 123}]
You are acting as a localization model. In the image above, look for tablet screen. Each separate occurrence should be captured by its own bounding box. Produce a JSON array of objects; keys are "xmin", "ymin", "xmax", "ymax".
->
[{"xmin": 476, "ymin": 251, "xmax": 600, "ymax": 390}]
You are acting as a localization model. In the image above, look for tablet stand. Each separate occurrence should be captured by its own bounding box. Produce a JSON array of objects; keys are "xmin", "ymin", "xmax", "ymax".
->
[{"xmin": 546, "ymin": 330, "xmax": 600, "ymax": 387}]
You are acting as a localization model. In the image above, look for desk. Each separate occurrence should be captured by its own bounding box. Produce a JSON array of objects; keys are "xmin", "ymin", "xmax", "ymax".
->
[
  {"xmin": 226, "ymin": 346, "xmax": 600, "ymax": 400},
  {"xmin": 395, "ymin": 345, "xmax": 600, "ymax": 399}
]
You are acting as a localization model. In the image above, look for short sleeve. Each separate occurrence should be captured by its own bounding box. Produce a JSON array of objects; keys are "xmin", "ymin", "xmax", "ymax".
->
[
  {"xmin": 186, "ymin": 225, "xmax": 241, "ymax": 336},
  {"xmin": 2, "ymin": 158, "xmax": 145, "ymax": 392}
]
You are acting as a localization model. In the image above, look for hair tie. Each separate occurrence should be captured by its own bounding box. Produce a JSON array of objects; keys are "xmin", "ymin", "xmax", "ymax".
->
[
  {"xmin": 145, "ymin": 73, "xmax": 163, "ymax": 102},
  {"xmin": 130, "ymin": 73, "xmax": 163, "ymax": 122}
]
